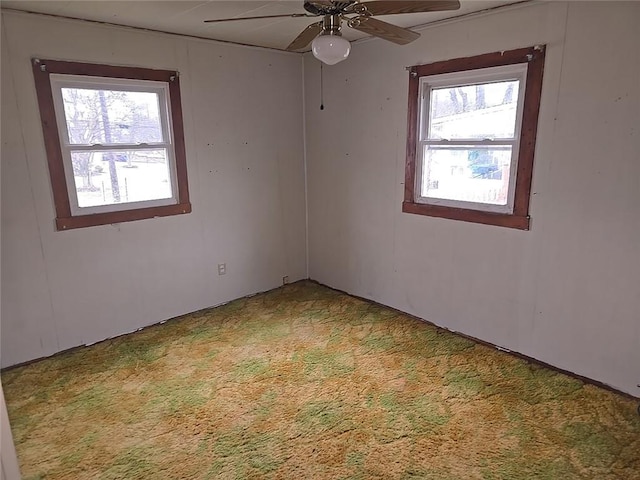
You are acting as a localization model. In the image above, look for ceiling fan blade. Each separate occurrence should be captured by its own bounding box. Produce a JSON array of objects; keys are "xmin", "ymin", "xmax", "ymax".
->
[
  {"xmin": 287, "ymin": 22, "xmax": 323, "ymax": 51},
  {"xmin": 204, "ymin": 13, "xmax": 311, "ymax": 24},
  {"xmin": 355, "ymin": 0, "xmax": 460, "ymax": 16},
  {"xmin": 349, "ymin": 16, "xmax": 420, "ymax": 45}
]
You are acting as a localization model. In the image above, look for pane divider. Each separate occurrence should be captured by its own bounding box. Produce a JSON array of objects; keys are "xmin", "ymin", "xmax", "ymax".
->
[
  {"xmin": 67, "ymin": 144, "xmax": 169, "ymax": 152},
  {"xmin": 422, "ymin": 139, "xmax": 516, "ymax": 146}
]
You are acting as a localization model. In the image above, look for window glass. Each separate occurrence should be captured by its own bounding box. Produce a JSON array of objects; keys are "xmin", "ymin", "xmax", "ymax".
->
[
  {"xmin": 420, "ymin": 145, "xmax": 513, "ymax": 206},
  {"xmin": 61, "ymin": 88, "xmax": 164, "ymax": 145},
  {"xmin": 428, "ymin": 80, "xmax": 520, "ymax": 140},
  {"xmin": 70, "ymin": 149, "xmax": 172, "ymax": 208}
]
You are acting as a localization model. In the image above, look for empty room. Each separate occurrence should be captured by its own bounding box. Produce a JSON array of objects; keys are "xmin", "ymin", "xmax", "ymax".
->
[{"xmin": 1, "ymin": 1, "xmax": 639, "ymax": 478}]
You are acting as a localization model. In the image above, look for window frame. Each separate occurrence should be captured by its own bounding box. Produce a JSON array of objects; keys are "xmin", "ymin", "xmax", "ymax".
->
[
  {"xmin": 32, "ymin": 58, "xmax": 191, "ymax": 231},
  {"xmin": 403, "ymin": 46, "xmax": 546, "ymax": 230}
]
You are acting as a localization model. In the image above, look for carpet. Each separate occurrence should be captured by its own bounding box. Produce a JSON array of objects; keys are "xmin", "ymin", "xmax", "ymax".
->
[{"xmin": 2, "ymin": 281, "xmax": 639, "ymax": 479}]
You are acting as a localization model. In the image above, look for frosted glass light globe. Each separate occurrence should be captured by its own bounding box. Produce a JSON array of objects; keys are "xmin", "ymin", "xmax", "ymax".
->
[{"xmin": 312, "ymin": 34, "xmax": 351, "ymax": 65}]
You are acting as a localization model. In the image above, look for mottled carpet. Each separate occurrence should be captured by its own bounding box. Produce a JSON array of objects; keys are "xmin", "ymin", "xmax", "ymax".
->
[{"xmin": 2, "ymin": 281, "xmax": 639, "ymax": 479}]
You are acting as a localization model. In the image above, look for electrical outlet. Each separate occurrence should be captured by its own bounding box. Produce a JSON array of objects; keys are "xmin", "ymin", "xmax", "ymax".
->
[
  {"xmin": 282, "ymin": 275, "xmax": 289, "ymax": 285},
  {"xmin": 218, "ymin": 263, "xmax": 226, "ymax": 275}
]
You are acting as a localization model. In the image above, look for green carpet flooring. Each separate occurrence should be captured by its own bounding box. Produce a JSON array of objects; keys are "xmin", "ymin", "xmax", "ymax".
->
[{"xmin": 2, "ymin": 281, "xmax": 639, "ymax": 479}]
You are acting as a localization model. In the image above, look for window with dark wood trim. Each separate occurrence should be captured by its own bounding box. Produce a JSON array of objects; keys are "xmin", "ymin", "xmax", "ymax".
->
[
  {"xmin": 32, "ymin": 59, "xmax": 191, "ymax": 231},
  {"xmin": 403, "ymin": 46, "xmax": 545, "ymax": 230}
]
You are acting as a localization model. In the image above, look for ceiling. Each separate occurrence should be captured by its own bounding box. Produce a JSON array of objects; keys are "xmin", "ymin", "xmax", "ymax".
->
[{"xmin": 1, "ymin": 1, "xmax": 527, "ymax": 51}]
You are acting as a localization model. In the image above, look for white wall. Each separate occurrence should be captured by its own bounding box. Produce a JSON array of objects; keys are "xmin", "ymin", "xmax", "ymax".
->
[
  {"xmin": 1, "ymin": 11, "xmax": 307, "ymax": 367},
  {"xmin": 304, "ymin": 1, "xmax": 640, "ymax": 396}
]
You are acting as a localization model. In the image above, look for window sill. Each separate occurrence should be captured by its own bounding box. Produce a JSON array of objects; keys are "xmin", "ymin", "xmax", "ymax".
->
[
  {"xmin": 56, "ymin": 203, "xmax": 192, "ymax": 231},
  {"xmin": 402, "ymin": 201, "xmax": 530, "ymax": 230}
]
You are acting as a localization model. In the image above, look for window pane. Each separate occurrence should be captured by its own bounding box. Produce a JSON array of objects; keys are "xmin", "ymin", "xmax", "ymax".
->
[
  {"xmin": 61, "ymin": 88, "xmax": 164, "ymax": 145},
  {"xmin": 428, "ymin": 80, "xmax": 520, "ymax": 140},
  {"xmin": 420, "ymin": 145, "xmax": 513, "ymax": 206},
  {"xmin": 70, "ymin": 149, "xmax": 173, "ymax": 208}
]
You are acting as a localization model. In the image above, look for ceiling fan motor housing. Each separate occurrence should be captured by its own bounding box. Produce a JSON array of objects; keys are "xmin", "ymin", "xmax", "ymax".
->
[{"xmin": 304, "ymin": 1, "xmax": 357, "ymax": 16}]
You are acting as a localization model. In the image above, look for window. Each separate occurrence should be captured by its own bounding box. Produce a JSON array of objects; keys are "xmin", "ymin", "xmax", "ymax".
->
[
  {"xmin": 403, "ymin": 46, "xmax": 545, "ymax": 230},
  {"xmin": 32, "ymin": 59, "xmax": 191, "ymax": 230}
]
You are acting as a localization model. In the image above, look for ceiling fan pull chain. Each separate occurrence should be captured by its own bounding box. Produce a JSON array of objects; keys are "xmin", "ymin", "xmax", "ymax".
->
[{"xmin": 320, "ymin": 63, "xmax": 325, "ymax": 110}]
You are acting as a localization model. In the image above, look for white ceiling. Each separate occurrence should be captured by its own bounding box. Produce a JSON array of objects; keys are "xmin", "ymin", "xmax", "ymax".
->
[{"xmin": 0, "ymin": 1, "xmax": 526, "ymax": 51}]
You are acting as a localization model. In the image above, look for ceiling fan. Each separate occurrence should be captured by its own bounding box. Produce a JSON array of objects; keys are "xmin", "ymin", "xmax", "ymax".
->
[{"xmin": 204, "ymin": 1, "xmax": 461, "ymax": 65}]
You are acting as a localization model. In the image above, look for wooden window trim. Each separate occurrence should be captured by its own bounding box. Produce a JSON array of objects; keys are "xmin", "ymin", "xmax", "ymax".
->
[
  {"xmin": 32, "ymin": 58, "xmax": 191, "ymax": 231},
  {"xmin": 403, "ymin": 46, "xmax": 546, "ymax": 230}
]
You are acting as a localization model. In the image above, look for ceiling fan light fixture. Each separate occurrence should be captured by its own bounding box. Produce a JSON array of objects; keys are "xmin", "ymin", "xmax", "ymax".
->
[{"xmin": 312, "ymin": 33, "xmax": 351, "ymax": 65}]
